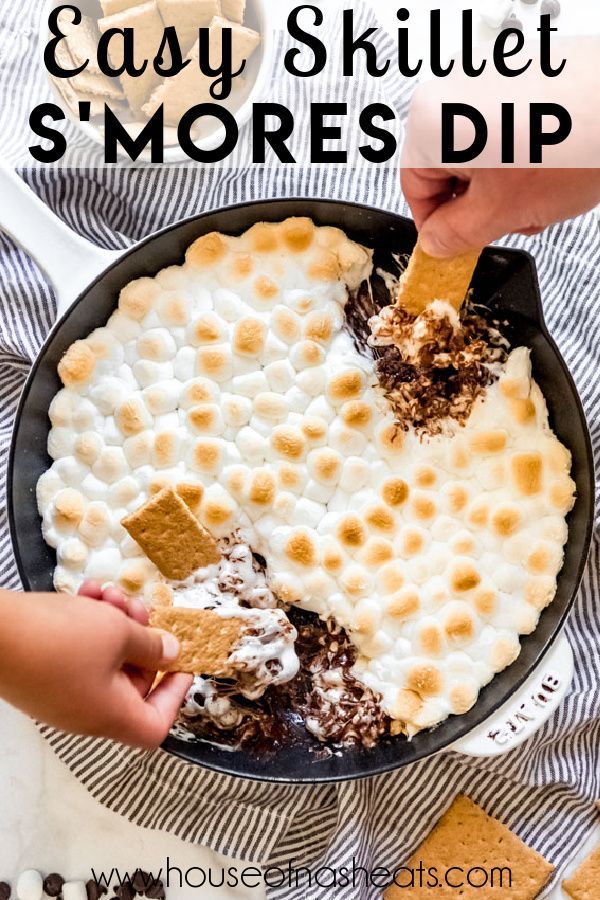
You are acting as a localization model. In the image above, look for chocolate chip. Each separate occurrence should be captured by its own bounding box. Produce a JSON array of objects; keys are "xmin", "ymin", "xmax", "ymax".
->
[
  {"xmin": 502, "ymin": 14, "xmax": 524, "ymax": 29},
  {"xmin": 131, "ymin": 872, "xmax": 151, "ymax": 894},
  {"xmin": 541, "ymin": 0, "xmax": 560, "ymax": 16},
  {"xmin": 114, "ymin": 886, "xmax": 135, "ymax": 900},
  {"xmin": 44, "ymin": 875, "xmax": 64, "ymax": 898},
  {"xmin": 144, "ymin": 881, "xmax": 164, "ymax": 900},
  {"xmin": 86, "ymin": 880, "xmax": 108, "ymax": 900},
  {"xmin": 0, "ymin": 882, "xmax": 10, "ymax": 900}
]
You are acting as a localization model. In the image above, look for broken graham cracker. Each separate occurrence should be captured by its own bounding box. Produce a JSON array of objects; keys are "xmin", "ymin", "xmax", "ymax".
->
[
  {"xmin": 564, "ymin": 845, "xmax": 600, "ymax": 900},
  {"xmin": 384, "ymin": 795, "xmax": 554, "ymax": 900},
  {"xmin": 121, "ymin": 487, "xmax": 220, "ymax": 581},
  {"xmin": 397, "ymin": 240, "xmax": 480, "ymax": 316},
  {"xmin": 150, "ymin": 606, "xmax": 244, "ymax": 675}
]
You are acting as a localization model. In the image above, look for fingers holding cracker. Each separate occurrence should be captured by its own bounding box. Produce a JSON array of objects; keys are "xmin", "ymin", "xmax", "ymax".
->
[{"xmin": 149, "ymin": 606, "xmax": 244, "ymax": 677}]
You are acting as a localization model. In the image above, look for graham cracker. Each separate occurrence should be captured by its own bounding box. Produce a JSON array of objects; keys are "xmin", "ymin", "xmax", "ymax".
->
[
  {"xmin": 51, "ymin": 75, "xmax": 116, "ymax": 118},
  {"xmin": 150, "ymin": 606, "xmax": 244, "ymax": 675},
  {"xmin": 57, "ymin": 9, "xmax": 104, "ymax": 75},
  {"xmin": 143, "ymin": 15, "xmax": 260, "ymax": 125},
  {"xmin": 397, "ymin": 240, "xmax": 480, "ymax": 315},
  {"xmin": 100, "ymin": 0, "xmax": 148, "ymax": 17},
  {"xmin": 98, "ymin": 1, "xmax": 165, "ymax": 115},
  {"xmin": 54, "ymin": 40, "xmax": 125, "ymax": 100},
  {"xmin": 221, "ymin": 0, "xmax": 246, "ymax": 23},
  {"xmin": 121, "ymin": 487, "xmax": 221, "ymax": 581},
  {"xmin": 384, "ymin": 795, "xmax": 554, "ymax": 900},
  {"xmin": 157, "ymin": 0, "xmax": 221, "ymax": 53},
  {"xmin": 564, "ymin": 846, "xmax": 600, "ymax": 900}
]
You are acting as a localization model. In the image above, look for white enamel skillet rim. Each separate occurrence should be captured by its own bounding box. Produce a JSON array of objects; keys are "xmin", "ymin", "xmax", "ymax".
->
[{"xmin": 0, "ymin": 167, "xmax": 594, "ymax": 783}]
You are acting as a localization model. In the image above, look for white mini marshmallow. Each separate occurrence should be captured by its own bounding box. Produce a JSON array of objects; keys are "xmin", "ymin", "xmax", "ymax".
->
[
  {"xmin": 304, "ymin": 478, "xmax": 336, "ymax": 505},
  {"xmin": 80, "ymin": 472, "xmax": 110, "ymax": 502},
  {"xmin": 71, "ymin": 397, "xmax": 98, "ymax": 431},
  {"xmin": 132, "ymin": 359, "xmax": 174, "ymax": 389},
  {"xmin": 123, "ymin": 432, "xmax": 154, "ymax": 469},
  {"xmin": 289, "ymin": 341, "xmax": 326, "ymax": 371},
  {"xmin": 78, "ymin": 501, "xmax": 112, "ymax": 546},
  {"xmin": 340, "ymin": 456, "xmax": 370, "ymax": 492},
  {"xmin": 329, "ymin": 419, "xmax": 367, "ymax": 457},
  {"xmin": 325, "ymin": 488, "xmax": 351, "ymax": 513},
  {"xmin": 296, "ymin": 366, "xmax": 327, "ymax": 396},
  {"xmin": 108, "ymin": 476, "xmax": 140, "ymax": 507},
  {"xmin": 62, "ymin": 884, "xmax": 88, "ymax": 900},
  {"xmin": 16, "ymin": 870, "xmax": 43, "ymax": 900},
  {"xmin": 48, "ymin": 427, "xmax": 76, "ymax": 461},
  {"xmin": 186, "ymin": 311, "xmax": 228, "ymax": 347},
  {"xmin": 196, "ymin": 343, "xmax": 233, "ymax": 383},
  {"xmin": 57, "ymin": 537, "xmax": 89, "ymax": 571},
  {"xmin": 232, "ymin": 371, "xmax": 269, "ymax": 398},
  {"xmin": 137, "ymin": 328, "xmax": 177, "ymax": 361},
  {"xmin": 261, "ymin": 332, "xmax": 289, "ymax": 364},
  {"xmin": 86, "ymin": 548, "xmax": 122, "ymax": 583},
  {"xmin": 305, "ymin": 395, "xmax": 335, "ymax": 423},
  {"xmin": 90, "ymin": 377, "xmax": 127, "ymax": 415},
  {"xmin": 107, "ymin": 309, "xmax": 142, "ymax": 342},
  {"xmin": 213, "ymin": 288, "xmax": 246, "ymax": 322},
  {"xmin": 36, "ymin": 469, "xmax": 64, "ymax": 510},
  {"xmin": 173, "ymin": 346, "xmax": 197, "ymax": 382},
  {"xmin": 101, "ymin": 416, "xmax": 125, "ymax": 447},
  {"xmin": 143, "ymin": 379, "xmax": 182, "ymax": 415},
  {"xmin": 179, "ymin": 377, "xmax": 220, "ymax": 409},
  {"xmin": 285, "ymin": 387, "xmax": 311, "ymax": 414},
  {"xmin": 265, "ymin": 360, "xmax": 296, "ymax": 394},
  {"xmin": 235, "ymin": 427, "xmax": 268, "ymax": 465},
  {"xmin": 155, "ymin": 264, "xmax": 189, "ymax": 290},
  {"xmin": 54, "ymin": 456, "xmax": 88, "ymax": 488},
  {"xmin": 93, "ymin": 447, "xmax": 129, "ymax": 483},
  {"xmin": 49, "ymin": 389, "xmax": 78, "ymax": 427},
  {"xmin": 221, "ymin": 393, "xmax": 253, "ymax": 430},
  {"xmin": 290, "ymin": 498, "xmax": 326, "ymax": 529}
]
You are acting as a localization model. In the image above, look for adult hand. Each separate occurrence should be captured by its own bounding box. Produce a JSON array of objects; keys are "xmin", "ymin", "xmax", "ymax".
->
[{"xmin": 401, "ymin": 167, "xmax": 600, "ymax": 258}]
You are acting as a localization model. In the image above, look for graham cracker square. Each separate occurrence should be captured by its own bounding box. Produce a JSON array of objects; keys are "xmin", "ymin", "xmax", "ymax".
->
[
  {"xmin": 384, "ymin": 795, "xmax": 554, "ymax": 900},
  {"xmin": 150, "ymin": 606, "xmax": 244, "ymax": 676},
  {"xmin": 397, "ymin": 241, "xmax": 480, "ymax": 315},
  {"xmin": 121, "ymin": 487, "xmax": 220, "ymax": 581},
  {"xmin": 564, "ymin": 845, "xmax": 600, "ymax": 900}
]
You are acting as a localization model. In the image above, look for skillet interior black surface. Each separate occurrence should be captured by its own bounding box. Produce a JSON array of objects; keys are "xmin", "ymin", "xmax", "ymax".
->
[{"xmin": 8, "ymin": 199, "xmax": 594, "ymax": 783}]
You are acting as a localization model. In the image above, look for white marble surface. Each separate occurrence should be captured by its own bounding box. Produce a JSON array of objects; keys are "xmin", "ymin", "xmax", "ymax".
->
[
  {"xmin": 1, "ymin": 1, "xmax": 598, "ymax": 897},
  {"xmin": 0, "ymin": 701, "xmax": 263, "ymax": 899}
]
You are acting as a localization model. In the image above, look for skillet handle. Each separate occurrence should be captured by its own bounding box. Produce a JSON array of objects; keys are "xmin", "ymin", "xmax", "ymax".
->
[
  {"xmin": 451, "ymin": 633, "xmax": 573, "ymax": 758},
  {"xmin": 0, "ymin": 167, "xmax": 120, "ymax": 317}
]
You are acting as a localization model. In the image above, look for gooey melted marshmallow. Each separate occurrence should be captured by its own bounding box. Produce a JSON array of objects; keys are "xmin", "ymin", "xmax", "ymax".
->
[{"xmin": 38, "ymin": 218, "xmax": 575, "ymax": 736}]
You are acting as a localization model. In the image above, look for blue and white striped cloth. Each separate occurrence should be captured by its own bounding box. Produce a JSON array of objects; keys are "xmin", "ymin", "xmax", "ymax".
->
[{"xmin": 1, "ymin": 1, "xmax": 600, "ymax": 897}]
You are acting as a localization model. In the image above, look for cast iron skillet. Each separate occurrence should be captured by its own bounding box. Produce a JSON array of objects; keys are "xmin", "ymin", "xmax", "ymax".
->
[{"xmin": 7, "ymin": 199, "xmax": 595, "ymax": 783}]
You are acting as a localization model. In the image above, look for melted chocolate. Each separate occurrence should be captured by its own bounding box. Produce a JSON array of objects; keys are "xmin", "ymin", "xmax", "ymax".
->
[
  {"xmin": 179, "ymin": 610, "xmax": 391, "ymax": 755},
  {"xmin": 369, "ymin": 299, "xmax": 508, "ymax": 434}
]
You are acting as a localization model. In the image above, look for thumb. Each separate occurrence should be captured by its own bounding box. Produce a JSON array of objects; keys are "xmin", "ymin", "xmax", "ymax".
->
[
  {"xmin": 124, "ymin": 621, "xmax": 181, "ymax": 671},
  {"xmin": 418, "ymin": 192, "xmax": 498, "ymax": 258}
]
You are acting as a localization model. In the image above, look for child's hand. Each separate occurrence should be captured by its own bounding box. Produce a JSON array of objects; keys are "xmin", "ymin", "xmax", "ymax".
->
[{"xmin": 0, "ymin": 588, "xmax": 193, "ymax": 749}]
